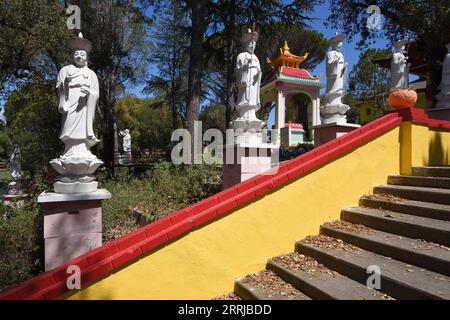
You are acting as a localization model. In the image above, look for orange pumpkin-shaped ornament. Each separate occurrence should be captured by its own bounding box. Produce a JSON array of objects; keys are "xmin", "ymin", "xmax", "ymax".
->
[{"xmin": 387, "ymin": 87, "xmax": 418, "ymax": 109}]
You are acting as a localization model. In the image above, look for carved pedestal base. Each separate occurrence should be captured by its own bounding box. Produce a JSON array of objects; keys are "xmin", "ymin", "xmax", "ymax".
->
[
  {"xmin": 313, "ymin": 122, "xmax": 360, "ymax": 147},
  {"xmin": 320, "ymin": 104, "xmax": 350, "ymax": 125},
  {"xmin": 38, "ymin": 189, "xmax": 111, "ymax": 271}
]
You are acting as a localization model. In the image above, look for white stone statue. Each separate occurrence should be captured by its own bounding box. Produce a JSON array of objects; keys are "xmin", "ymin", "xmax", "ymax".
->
[
  {"xmin": 119, "ymin": 129, "xmax": 132, "ymax": 153},
  {"xmin": 50, "ymin": 32, "xmax": 103, "ymax": 193},
  {"xmin": 321, "ymin": 33, "xmax": 350, "ymax": 124},
  {"xmin": 232, "ymin": 26, "xmax": 265, "ymax": 134},
  {"xmin": 435, "ymin": 42, "xmax": 450, "ymax": 108},
  {"xmin": 7, "ymin": 145, "xmax": 22, "ymax": 195},
  {"xmin": 390, "ymin": 40, "xmax": 410, "ymax": 90}
]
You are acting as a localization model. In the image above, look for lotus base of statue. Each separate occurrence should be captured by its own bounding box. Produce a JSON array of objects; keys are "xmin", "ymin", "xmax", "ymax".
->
[
  {"xmin": 50, "ymin": 155, "xmax": 103, "ymax": 194},
  {"xmin": 388, "ymin": 88, "xmax": 417, "ymax": 109},
  {"xmin": 320, "ymin": 103, "xmax": 350, "ymax": 125}
]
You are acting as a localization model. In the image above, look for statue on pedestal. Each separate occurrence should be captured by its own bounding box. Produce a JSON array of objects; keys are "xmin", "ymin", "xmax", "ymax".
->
[
  {"xmin": 50, "ymin": 32, "xmax": 103, "ymax": 193},
  {"xmin": 435, "ymin": 42, "xmax": 450, "ymax": 108},
  {"xmin": 119, "ymin": 129, "xmax": 132, "ymax": 153},
  {"xmin": 7, "ymin": 145, "xmax": 23, "ymax": 195},
  {"xmin": 390, "ymin": 40, "xmax": 410, "ymax": 90},
  {"xmin": 232, "ymin": 25, "xmax": 265, "ymax": 140},
  {"xmin": 321, "ymin": 33, "xmax": 350, "ymax": 124}
]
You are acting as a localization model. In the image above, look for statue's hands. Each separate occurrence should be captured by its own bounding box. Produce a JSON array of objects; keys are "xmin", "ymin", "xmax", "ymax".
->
[{"xmin": 81, "ymin": 87, "xmax": 90, "ymax": 95}]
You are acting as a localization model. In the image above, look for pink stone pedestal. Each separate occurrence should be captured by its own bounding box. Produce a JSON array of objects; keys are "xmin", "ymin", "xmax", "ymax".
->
[
  {"xmin": 222, "ymin": 143, "xmax": 280, "ymax": 189},
  {"xmin": 37, "ymin": 189, "xmax": 111, "ymax": 271},
  {"xmin": 312, "ymin": 123, "xmax": 361, "ymax": 147}
]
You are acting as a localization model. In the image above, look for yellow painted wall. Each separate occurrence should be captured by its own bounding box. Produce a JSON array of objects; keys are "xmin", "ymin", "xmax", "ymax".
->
[
  {"xmin": 411, "ymin": 124, "xmax": 450, "ymax": 167},
  {"xmin": 66, "ymin": 127, "xmax": 402, "ymax": 300}
]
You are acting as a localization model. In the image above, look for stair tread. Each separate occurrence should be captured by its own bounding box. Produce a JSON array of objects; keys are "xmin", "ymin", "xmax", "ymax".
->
[
  {"xmin": 376, "ymin": 184, "xmax": 450, "ymax": 194},
  {"xmin": 267, "ymin": 256, "xmax": 390, "ymax": 300},
  {"xmin": 412, "ymin": 166, "xmax": 450, "ymax": 177},
  {"xmin": 321, "ymin": 221, "xmax": 450, "ymax": 275},
  {"xmin": 235, "ymin": 270, "xmax": 311, "ymax": 300},
  {"xmin": 297, "ymin": 237, "xmax": 450, "ymax": 299},
  {"xmin": 361, "ymin": 196, "xmax": 450, "ymax": 214},
  {"xmin": 343, "ymin": 207, "xmax": 450, "ymax": 234},
  {"xmin": 344, "ymin": 206, "xmax": 450, "ymax": 232},
  {"xmin": 388, "ymin": 175, "xmax": 450, "ymax": 189}
]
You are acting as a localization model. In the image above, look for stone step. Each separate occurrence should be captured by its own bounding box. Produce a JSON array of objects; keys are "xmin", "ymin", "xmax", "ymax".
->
[
  {"xmin": 266, "ymin": 255, "xmax": 390, "ymax": 300},
  {"xmin": 296, "ymin": 236, "xmax": 450, "ymax": 300},
  {"xmin": 388, "ymin": 175, "xmax": 450, "ymax": 189},
  {"xmin": 374, "ymin": 185, "xmax": 450, "ymax": 205},
  {"xmin": 412, "ymin": 166, "xmax": 450, "ymax": 178},
  {"xmin": 341, "ymin": 207, "xmax": 450, "ymax": 246},
  {"xmin": 320, "ymin": 221, "xmax": 450, "ymax": 277},
  {"xmin": 359, "ymin": 196, "xmax": 450, "ymax": 221},
  {"xmin": 234, "ymin": 270, "xmax": 311, "ymax": 300}
]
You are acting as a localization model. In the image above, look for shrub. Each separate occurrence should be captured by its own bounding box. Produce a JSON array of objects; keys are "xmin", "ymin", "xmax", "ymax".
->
[{"xmin": 0, "ymin": 200, "xmax": 43, "ymax": 292}]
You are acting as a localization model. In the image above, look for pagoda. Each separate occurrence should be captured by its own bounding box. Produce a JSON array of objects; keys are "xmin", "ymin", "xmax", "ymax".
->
[{"xmin": 260, "ymin": 41, "xmax": 325, "ymax": 144}]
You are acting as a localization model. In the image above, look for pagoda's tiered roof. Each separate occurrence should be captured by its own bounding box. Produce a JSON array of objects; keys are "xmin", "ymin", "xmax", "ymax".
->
[{"xmin": 262, "ymin": 41, "xmax": 325, "ymax": 89}]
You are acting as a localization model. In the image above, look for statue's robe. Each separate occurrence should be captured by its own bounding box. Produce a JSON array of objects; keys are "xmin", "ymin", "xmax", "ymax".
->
[
  {"xmin": 235, "ymin": 51, "xmax": 261, "ymax": 112},
  {"xmin": 390, "ymin": 52, "xmax": 408, "ymax": 89},
  {"xmin": 326, "ymin": 50, "xmax": 346, "ymax": 95},
  {"xmin": 56, "ymin": 65, "xmax": 99, "ymax": 144}
]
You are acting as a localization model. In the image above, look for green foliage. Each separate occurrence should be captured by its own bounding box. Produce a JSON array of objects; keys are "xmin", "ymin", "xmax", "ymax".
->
[
  {"xmin": 0, "ymin": 130, "xmax": 12, "ymax": 160},
  {"xmin": 0, "ymin": 0, "xmax": 71, "ymax": 93},
  {"xmin": 100, "ymin": 161, "xmax": 221, "ymax": 240},
  {"xmin": 348, "ymin": 48, "xmax": 391, "ymax": 100},
  {"xmin": 0, "ymin": 200, "xmax": 43, "ymax": 292},
  {"xmin": 280, "ymin": 143, "xmax": 315, "ymax": 160},
  {"xmin": 3, "ymin": 76, "xmax": 61, "ymax": 174},
  {"xmin": 200, "ymin": 103, "xmax": 226, "ymax": 132},
  {"xmin": 116, "ymin": 96, "xmax": 173, "ymax": 154}
]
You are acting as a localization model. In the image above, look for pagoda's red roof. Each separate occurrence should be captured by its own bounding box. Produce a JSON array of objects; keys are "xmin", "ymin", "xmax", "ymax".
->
[{"xmin": 280, "ymin": 67, "xmax": 317, "ymax": 80}]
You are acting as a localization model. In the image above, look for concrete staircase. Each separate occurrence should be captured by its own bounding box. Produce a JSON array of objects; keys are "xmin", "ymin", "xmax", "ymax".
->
[{"xmin": 223, "ymin": 166, "xmax": 450, "ymax": 300}]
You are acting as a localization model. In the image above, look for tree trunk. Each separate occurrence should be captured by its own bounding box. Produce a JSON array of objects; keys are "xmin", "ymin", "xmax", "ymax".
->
[
  {"xmin": 186, "ymin": 0, "xmax": 208, "ymax": 137},
  {"xmin": 224, "ymin": 0, "xmax": 236, "ymax": 129}
]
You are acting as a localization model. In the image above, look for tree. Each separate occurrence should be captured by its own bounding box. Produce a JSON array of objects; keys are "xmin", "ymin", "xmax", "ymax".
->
[
  {"xmin": 144, "ymin": 0, "xmax": 190, "ymax": 130},
  {"xmin": 3, "ymin": 76, "xmax": 61, "ymax": 174},
  {"xmin": 0, "ymin": 0, "xmax": 70, "ymax": 96},
  {"xmin": 327, "ymin": 0, "xmax": 450, "ymax": 101},
  {"xmin": 116, "ymin": 96, "xmax": 173, "ymax": 154},
  {"xmin": 185, "ymin": 0, "xmax": 210, "ymax": 138},
  {"xmin": 348, "ymin": 48, "xmax": 391, "ymax": 113}
]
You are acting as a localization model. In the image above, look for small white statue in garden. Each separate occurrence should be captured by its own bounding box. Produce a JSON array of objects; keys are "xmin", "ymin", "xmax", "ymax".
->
[
  {"xmin": 435, "ymin": 42, "xmax": 450, "ymax": 108},
  {"xmin": 119, "ymin": 129, "xmax": 132, "ymax": 153},
  {"xmin": 390, "ymin": 40, "xmax": 410, "ymax": 90},
  {"xmin": 232, "ymin": 25, "xmax": 265, "ymax": 133},
  {"xmin": 7, "ymin": 144, "xmax": 22, "ymax": 195},
  {"xmin": 50, "ymin": 32, "xmax": 103, "ymax": 193},
  {"xmin": 321, "ymin": 33, "xmax": 350, "ymax": 124}
]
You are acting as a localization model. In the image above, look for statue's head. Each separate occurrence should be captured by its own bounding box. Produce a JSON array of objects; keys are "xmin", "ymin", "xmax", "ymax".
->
[
  {"xmin": 246, "ymin": 40, "xmax": 257, "ymax": 54},
  {"xmin": 332, "ymin": 41, "xmax": 343, "ymax": 51},
  {"xmin": 394, "ymin": 40, "xmax": 409, "ymax": 53},
  {"xmin": 68, "ymin": 32, "xmax": 92, "ymax": 67},
  {"xmin": 72, "ymin": 49, "xmax": 88, "ymax": 67},
  {"xmin": 329, "ymin": 33, "xmax": 345, "ymax": 52},
  {"xmin": 241, "ymin": 26, "xmax": 258, "ymax": 54}
]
